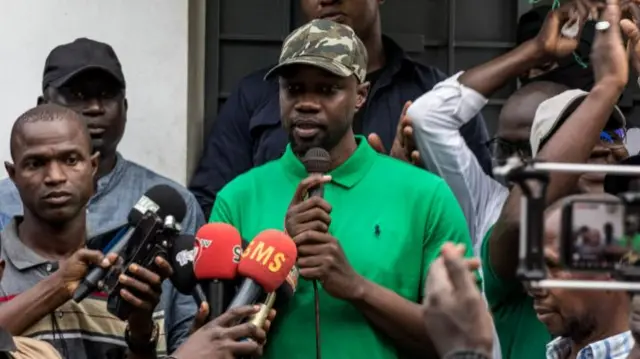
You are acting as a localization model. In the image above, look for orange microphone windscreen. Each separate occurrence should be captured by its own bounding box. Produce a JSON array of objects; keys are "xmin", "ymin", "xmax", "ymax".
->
[{"xmin": 238, "ymin": 229, "xmax": 298, "ymax": 292}]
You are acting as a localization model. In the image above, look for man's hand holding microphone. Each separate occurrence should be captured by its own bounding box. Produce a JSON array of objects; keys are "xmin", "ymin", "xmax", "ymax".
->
[
  {"xmin": 285, "ymin": 174, "xmax": 365, "ymax": 301},
  {"xmin": 53, "ymin": 247, "xmax": 174, "ymax": 357},
  {"xmin": 172, "ymin": 305, "xmax": 275, "ymax": 359}
]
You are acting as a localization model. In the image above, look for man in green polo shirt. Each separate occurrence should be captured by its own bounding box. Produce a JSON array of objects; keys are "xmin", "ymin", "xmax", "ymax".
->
[{"xmin": 209, "ymin": 18, "xmax": 474, "ymax": 359}]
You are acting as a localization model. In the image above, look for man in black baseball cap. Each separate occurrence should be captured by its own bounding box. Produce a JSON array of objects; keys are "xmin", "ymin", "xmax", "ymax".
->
[
  {"xmin": 41, "ymin": 37, "xmax": 126, "ymax": 92},
  {"xmin": 38, "ymin": 37, "xmax": 126, "ymax": 173},
  {"xmin": 0, "ymin": 38, "xmax": 205, "ymax": 356}
]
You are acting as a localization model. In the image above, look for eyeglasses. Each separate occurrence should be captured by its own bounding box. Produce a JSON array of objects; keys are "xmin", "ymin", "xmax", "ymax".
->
[
  {"xmin": 486, "ymin": 138, "xmax": 531, "ymax": 164},
  {"xmin": 600, "ymin": 128, "xmax": 626, "ymax": 145}
]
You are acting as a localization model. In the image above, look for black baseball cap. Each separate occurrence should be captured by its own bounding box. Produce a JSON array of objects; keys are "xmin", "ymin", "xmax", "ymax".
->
[
  {"xmin": 604, "ymin": 155, "xmax": 640, "ymax": 195},
  {"xmin": 42, "ymin": 38, "xmax": 126, "ymax": 91}
]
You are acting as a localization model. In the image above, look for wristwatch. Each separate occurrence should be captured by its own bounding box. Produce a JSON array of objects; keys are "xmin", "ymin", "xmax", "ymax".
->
[
  {"xmin": 443, "ymin": 350, "xmax": 491, "ymax": 359},
  {"xmin": 124, "ymin": 322, "xmax": 159, "ymax": 355}
]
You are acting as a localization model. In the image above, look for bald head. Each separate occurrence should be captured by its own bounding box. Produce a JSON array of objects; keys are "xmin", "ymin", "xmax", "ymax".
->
[
  {"xmin": 10, "ymin": 104, "xmax": 91, "ymax": 160},
  {"xmin": 497, "ymin": 81, "xmax": 570, "ymax": 142}
]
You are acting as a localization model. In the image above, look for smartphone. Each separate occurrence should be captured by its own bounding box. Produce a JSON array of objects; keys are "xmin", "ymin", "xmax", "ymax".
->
[{"xmin": 561, "ymin": 198, "xmax": 632, "ymax": 271}]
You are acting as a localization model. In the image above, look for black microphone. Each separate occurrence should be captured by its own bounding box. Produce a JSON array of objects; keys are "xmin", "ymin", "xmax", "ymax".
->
[
  {"xmin": 302, "ymin": 148, "xmax": 331, "ymax": 197},
  {"xmin": 168, "ymin": 234, "xmax": 208, "ymax": 306},
  {"xmin": 301, "ymin": 148, "xmax": 331, "ymax": 359},
  {"xmin": 73, "ymin": 185, "xmax": 187, "ymax": 302},
  {"xmin": 274, "ymin": 265, "xmax": 299, "ymax": 310}
]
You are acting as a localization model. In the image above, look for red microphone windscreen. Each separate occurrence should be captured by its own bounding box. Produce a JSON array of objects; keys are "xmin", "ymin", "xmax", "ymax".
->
[
  {"xmin": 239, "ymin": 229, "xmax": 298, "ymax": 292},
  {"xmin": 193, "ymin": 223, "xmax": 243, "ymax": 280}
]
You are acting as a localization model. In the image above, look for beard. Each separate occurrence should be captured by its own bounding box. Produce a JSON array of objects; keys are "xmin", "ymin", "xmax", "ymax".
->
[
  {"xmin": 287, "ymin": 121, "xmax": 351, "ymax": 157},
  {"xmin": 553, "ymin": 313, "xmax": 597, "ymax": 342}
]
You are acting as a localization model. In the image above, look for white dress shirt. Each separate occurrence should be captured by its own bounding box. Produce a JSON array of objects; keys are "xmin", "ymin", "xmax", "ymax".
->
[
  {"xmin": 407, "ymin": 71, "xmax": 509, "ymax": 254},
  {"xmin": 408, "ymin": 72, "xmax": 508, "ymax": 359}
]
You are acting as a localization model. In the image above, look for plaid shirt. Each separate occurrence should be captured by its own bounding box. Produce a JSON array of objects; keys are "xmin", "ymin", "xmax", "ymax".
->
[{"xmin": 546, "ymin": 331, "xmax": 634, "ymax": 359}]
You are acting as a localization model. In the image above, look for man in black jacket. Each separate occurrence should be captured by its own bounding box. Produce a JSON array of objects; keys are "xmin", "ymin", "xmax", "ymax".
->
[{"xmin": 189, "ymin": 0, "xmax": 492, "ymax": 218}]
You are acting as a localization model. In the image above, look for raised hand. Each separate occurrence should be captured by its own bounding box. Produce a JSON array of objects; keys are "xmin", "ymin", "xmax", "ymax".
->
[
  {"xmin": 621, "ymin": 2, "xmax": 640, "ymax": 74},
  {"xmin": 591, "ymin": 0, "xmax": 629, "ymax": 89},
  {"xmin": 368, "ymin": 101, "xmax": 420, "ymax": 164},
  {"xmin": 422, "ymin": 243, "xmax": 490, "ymax": 358},
  {"xmin": 535, "ymin": 0, "xmax": 594, "ymax": 59}
]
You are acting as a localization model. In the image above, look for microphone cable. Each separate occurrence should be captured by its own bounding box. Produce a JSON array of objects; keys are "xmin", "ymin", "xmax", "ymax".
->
[
  {"xmin": 285, "ymin": 227, "xmax": 322, "ymax": 359},
  {"xmin": 312, "ymin": 280, "xmax": 321, "ymax": 359}
]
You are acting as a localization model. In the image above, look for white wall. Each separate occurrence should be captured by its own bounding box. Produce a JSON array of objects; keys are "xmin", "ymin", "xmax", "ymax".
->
[{"xmin": 0, "ymin": 0, "xmax": 204, "ymax": 185}]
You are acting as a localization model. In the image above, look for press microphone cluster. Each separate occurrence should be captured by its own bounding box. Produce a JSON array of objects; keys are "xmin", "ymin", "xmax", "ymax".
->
[
  {"xmin": 166, "ymin": 221, "xmax": 299, "ymax": 354},
  {"xmin": 73, "ymin": 184, "xmax": 188, "ymax": 320}
]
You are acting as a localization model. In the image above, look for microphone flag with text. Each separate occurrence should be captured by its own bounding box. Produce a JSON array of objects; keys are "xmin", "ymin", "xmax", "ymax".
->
[{"xmin": 167, "ymin": 234, "xmax": 211, "ymax": 305}]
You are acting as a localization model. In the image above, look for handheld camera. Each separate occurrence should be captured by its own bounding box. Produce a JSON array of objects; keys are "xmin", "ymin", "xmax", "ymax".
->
[
  {"xmin": 494, "ymin": 157, "xmax": 640, "ymax": 291},
  {"xmin": 102, "ymin": 214, "xmax": 181, "ymax": 320}
]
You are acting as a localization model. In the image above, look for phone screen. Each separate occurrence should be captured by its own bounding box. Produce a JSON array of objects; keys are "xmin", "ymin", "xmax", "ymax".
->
[{"xmin": 563, "ymin": 200, "xmax": 630, "ymax": 271}]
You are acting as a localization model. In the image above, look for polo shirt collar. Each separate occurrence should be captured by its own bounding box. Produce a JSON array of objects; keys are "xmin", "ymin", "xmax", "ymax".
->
[
  {"xmin": 1, "ymin": 218, "xmax": 49, "ymax": 271},
  {"xmin": 280, "ymin": 135, "xmax": 377, "ymax": 189}
]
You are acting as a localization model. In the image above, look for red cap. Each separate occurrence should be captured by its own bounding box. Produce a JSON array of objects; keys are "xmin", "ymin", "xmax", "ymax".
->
[
  {"xmin": 193, "ymin": 223, "xmax": 243, "ymax": 280},
  {"xmin": 239, "ymin": 229, "xmax": 297, "ymax": 292}
]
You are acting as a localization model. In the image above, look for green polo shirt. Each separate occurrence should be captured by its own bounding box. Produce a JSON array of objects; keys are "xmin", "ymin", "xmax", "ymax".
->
[
  {"xmin": 210, "ymin": 137, "xmax": 474, "ymax": 359},
  {"xmin": 481, "ymin": 227, "xmax": 551, "ymax": 359}
]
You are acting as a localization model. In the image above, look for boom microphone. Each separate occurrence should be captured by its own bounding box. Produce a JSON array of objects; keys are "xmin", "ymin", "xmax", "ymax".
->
[
  {"xmin": 193, "ymin": 223, "xmax": 243, "ymax": 320},
  {"xmin": 227, "ymin": 229, "xmax": 297, "ymax": 310},
  {"xmin": 73, "ymin": 185, "xmax": 187, "ymax": 302}
]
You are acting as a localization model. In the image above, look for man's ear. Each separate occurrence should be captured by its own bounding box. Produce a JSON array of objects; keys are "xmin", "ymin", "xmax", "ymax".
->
[
  {"xmin": 37, "ymin": 96, "xmax": 45, "ymax": 105},
  {"xmin": 90, "ymin": 151, "xmax": 100, "ymax": 178},
  {"xmin": 124, "ymin": 98, "xmax": 128, "ymax": 112},
  {"xmin": 4, "ymin": 162, "xmax": 15, "ymax": 182},
  {"xmin": 355, "ymin": 81, "xmax": 370, "ymax": 112}
]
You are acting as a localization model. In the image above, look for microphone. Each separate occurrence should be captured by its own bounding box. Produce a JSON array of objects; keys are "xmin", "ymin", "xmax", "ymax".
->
[
  {"xmin": 240, "ymin": 235, "xmax": 299, "ymax": 308},
  {"xmin": 169, "ymin": 234, "xmax": 197, "ymax": 294},
  {"xmin": 274, "ymin": 265, "xmax": 299, "ymax": 310},
  {"xmin": 302, "ymin": 148, "xmax": 330, "ymax": 359},
  {"xmin": 73, "ymin": 185, "xmax": 187, "ymax": 302},
  {"xmin": 193, "ymin": 223, "xmax": 243, "ymax": 320},
  {"xmin": 167, "ymin": 234, "xmax": 210, "ymax": 306},
  {"xmin": 302, "ymin": 147, "xmax": 331, "ymax": 197},
  {"xmin": 227, "ymin": 229, "xmax": 298, "ymax": 310}
]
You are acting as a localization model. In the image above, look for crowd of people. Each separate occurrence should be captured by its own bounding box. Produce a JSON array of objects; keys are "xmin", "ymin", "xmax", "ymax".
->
[{"xmin": 4, "ymin": 0, "xmax": 640, "ymax": 358}]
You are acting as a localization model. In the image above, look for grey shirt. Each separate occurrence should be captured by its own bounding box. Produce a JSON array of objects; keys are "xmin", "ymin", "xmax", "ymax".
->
[
  {"xmin": 0, "ymin": 153, "xmax": 205, "ymax": 354},
  {"xmin": 0, "ymin": 218, "xmax": 156, "ymax": 358}
]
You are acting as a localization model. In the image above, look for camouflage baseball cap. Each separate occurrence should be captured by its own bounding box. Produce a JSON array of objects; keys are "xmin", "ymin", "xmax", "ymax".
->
[{"xmin": 264, "ymin": 19, "xmax": 368, "ymax": 83}]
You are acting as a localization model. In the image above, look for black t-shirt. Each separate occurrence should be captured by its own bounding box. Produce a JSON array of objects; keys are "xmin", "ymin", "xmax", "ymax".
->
[{"xmin": 353, "ymin": 69, "xmax": 383, "ymax": 135}]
